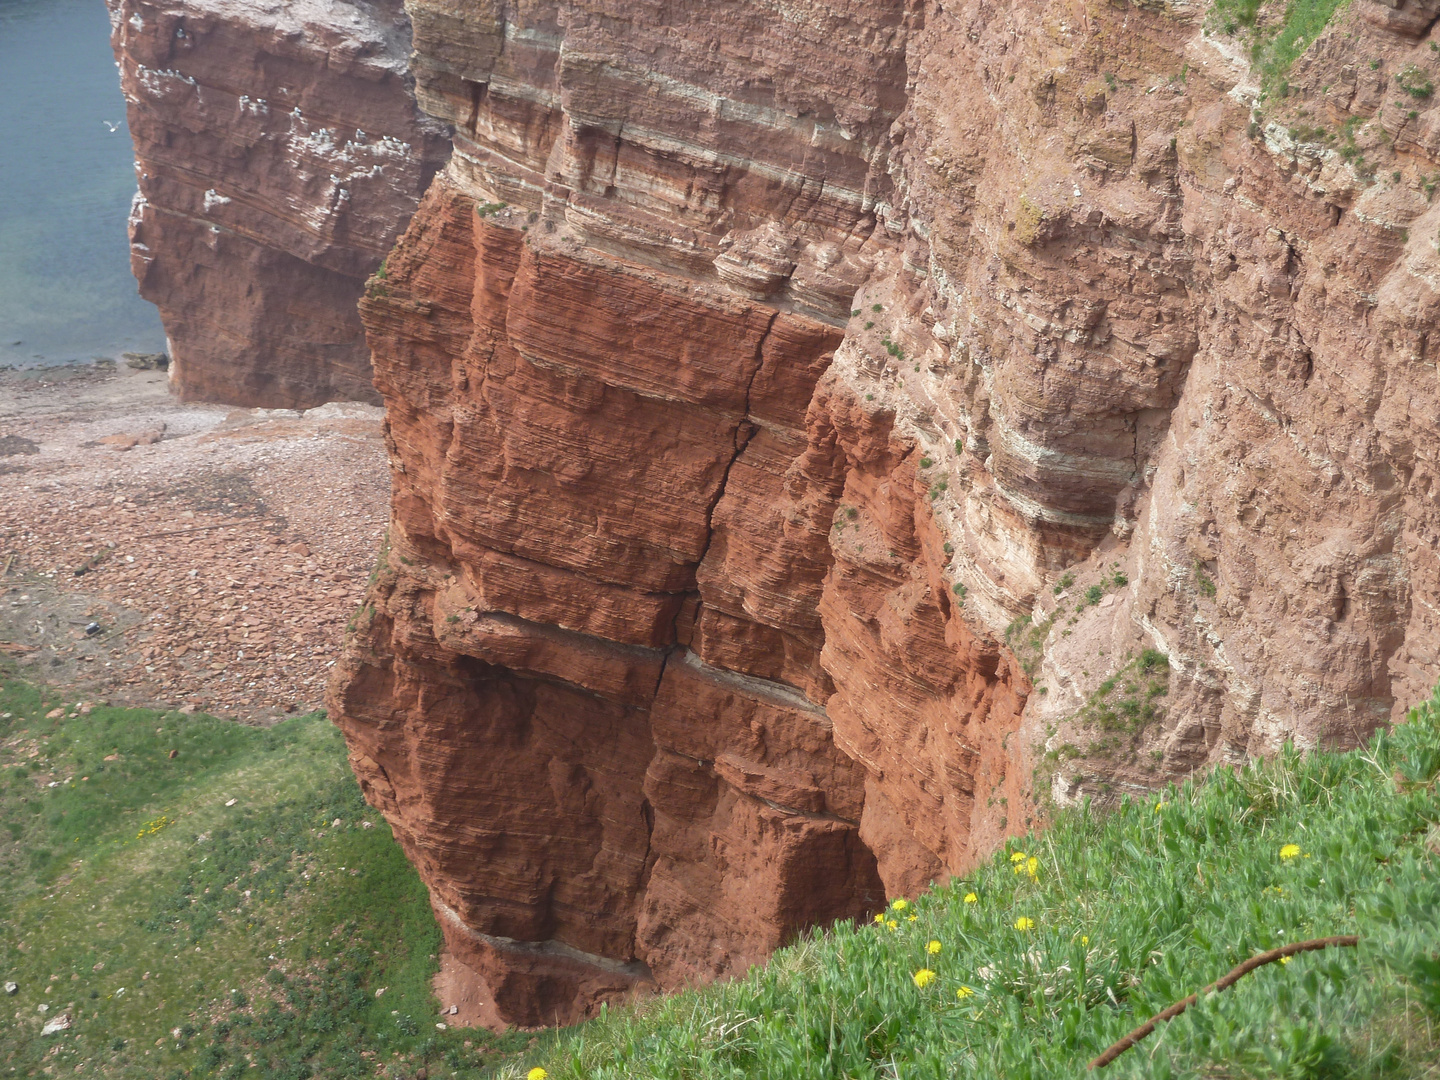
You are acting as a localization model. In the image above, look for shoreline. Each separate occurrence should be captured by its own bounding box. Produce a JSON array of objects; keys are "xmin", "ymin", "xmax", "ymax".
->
[{"xmin": 0, "ymin": 346, "xmax": 169, "ymax": 376}]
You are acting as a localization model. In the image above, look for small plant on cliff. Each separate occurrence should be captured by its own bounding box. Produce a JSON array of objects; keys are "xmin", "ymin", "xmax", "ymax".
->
[
  {"xmin": 475, "ymin": 200, "xmax": 509, "ymax": 217},
  {"xmin": 366, "ymin": 529, "xmax": 392, "ymax": 588},
  {"xmin": 365, "ymin": 257, "xmax": 391, "ymax": 299},
  {"xmin": 1004, "ymin": 614, "xmax": 1054, "ymax": 675},
  {"xmin": 1012, "ymin": 194, "xmax": 1045, "ymax": 247},
  {"xmin": 347, "ymin": 603, "xmax": 377, "ymax": 635},
  {"xmin": 1053, "ymin": 571, "xmax": 1075, "ymax": 595},
  {"xmin": 1286, "ymin": 122, "xmax": 1331, "ymax": 144},
  {"xmin": 1396, "ymin": 64, "xmax": 1435, "ymax": 100},
  {"xmin": 1074, "ymin": 649, "xmax": 1172, "ymax": 735},
  {"xmin": 1195, "ymin": 560, "xmax": 1218, "ymax": 598},
  {"xmin": 1209, "ymin": 0, "xmax": 1261, "ymax": 36}
]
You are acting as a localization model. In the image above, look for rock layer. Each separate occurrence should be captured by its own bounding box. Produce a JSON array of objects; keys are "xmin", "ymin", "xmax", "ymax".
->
[
  {"xmin": 108, "ymin": 0, "xmax": 450, "ymax": 407},
  {"xmin": 329, "ymin": 0, "xmax": 1440, "ymax": 1027},
  {"xmin": 332, "ymin": 171, "xmax": 894, "ymax": 1024}
]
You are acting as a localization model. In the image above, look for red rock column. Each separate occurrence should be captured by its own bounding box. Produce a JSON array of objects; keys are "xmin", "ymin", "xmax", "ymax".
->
[{"xmin": 330, "ymin": 178, "xmax": 885, "ymax": 1025}]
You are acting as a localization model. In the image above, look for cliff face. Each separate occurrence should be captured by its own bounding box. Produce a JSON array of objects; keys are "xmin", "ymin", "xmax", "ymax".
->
[
  {"xmin": 108, "ymin": 0, "xmax": 450, "ymax": 407},
  {"xmin": 328, "ymin": 0, "xmax": 1440, "ymax": 1027}
]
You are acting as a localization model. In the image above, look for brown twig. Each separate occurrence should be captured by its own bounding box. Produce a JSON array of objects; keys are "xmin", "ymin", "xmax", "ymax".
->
[
  {"xmin": 128, "ymin": 521, "xmax": 252, "ymax": 541},
  {"xmin": 1089, "ymin": 935, "xmax": 1360, "ymax": 1069}
]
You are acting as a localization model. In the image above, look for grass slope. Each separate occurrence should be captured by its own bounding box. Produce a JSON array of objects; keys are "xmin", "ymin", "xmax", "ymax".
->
[
  {"xmin": 6, "ymin": 669, "xmax": 1437, "ymax": 1080},
  {"xmin": 518, "ymin": 691, "xmax": 1440, "ymax": 1080},
  {"xmin": 0, "ymin": 674, "xmax": 529, "ymax": 1079},
  {"xmin": 1207, "ymin": 0, "xmax": 1352, "ymax": 90}
]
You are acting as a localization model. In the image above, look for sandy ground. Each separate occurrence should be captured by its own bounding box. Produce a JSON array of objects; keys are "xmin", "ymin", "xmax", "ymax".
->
[
  {"xmin": 0, "ymin": 362, "xmax": 389, "ymax": 723},
  {"xmin": 431, "ymin": 954, "xmax": 509, "ymax": 1031}
]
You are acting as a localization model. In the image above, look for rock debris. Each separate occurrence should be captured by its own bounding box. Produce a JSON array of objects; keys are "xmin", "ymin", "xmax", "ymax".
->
[{"xmin": 0, "ymin": 364, "xmax": 388, "ymax": 723}]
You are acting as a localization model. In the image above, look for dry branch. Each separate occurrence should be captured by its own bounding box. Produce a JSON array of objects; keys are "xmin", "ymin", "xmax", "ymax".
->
[{"xmin": 1089, "ymin": 935, "xmax": 1360, "ymax": 1069}]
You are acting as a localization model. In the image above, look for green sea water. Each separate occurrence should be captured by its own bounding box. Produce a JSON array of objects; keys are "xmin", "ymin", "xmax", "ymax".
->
[{"xmin": 0, "ymin": 0, "xmax": 165, "ymax": 370}]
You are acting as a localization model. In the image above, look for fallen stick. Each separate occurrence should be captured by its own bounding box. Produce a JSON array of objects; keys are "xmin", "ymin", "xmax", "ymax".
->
[
  {"xmin": 1089, "ymin": 935, "xmax": 1360, "ymax": 1069},
  {"xmin": 128, "ymin": 521, "xmax": 255, "ymax": 541},
  {"xmin": 1, "ymin": 553, "xmax": 13, "ymax": 577}
]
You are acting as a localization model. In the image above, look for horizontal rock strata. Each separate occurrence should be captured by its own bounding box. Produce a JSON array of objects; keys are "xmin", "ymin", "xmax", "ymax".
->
[
  {"xmin": 329, "ymin": 0, "xmax": 1440, "ymax": 1027},
  {"xmin": 108, "ymin": 0, "xmax": 450, "ymax": 407}
]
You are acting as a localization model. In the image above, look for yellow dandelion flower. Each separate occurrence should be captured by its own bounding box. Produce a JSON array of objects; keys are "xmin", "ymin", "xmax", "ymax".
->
[
  {"xmin": 1025, "ymin": 856, "xmax": 1039, "ymax": 879},
  {"xmin": 1279, "ymin": 843, "xmax": 1301, "ymax": 861},
  {"xmin": 886, "ymin": 919, "xmax": 899, "ymax": 931},
  {"xmin": 890, "ymin": 898, "xmax": 909, "ymax": 912},
  {"xmin": 912, "ymin": 968, "xmax": 937, "ymax": 988},
  {"xmin": 956, "ymin": 985, "xmax": 975, "ymax": 999},
  {"xmin": 963, "ymin": 892, "xmax": 978, "ymax": 904},
  {"xmin": 927, "ymin": 939, "xmax": 943, "ymax": 955},
  {"xmin": 528, "ymin": 1069, "xmax": 549, "ymax": 1080},
  {"xmin": 1014, "ymin": 916, "xmax": 1036, "ymax": 931},
  {"xmin": 874, "ymin": 912, "xmax": 886, "ymax": 924},
  {"xmin": 1081, "ymin": 935, "xmax": 1090, "ymax": 946},
  {"xmin": 1155, "ymin": 801, "xmax": 1166, "ymax": 814},
  {"xmin": 1279, "ymin": 956, "xmax": 1290, "ymax": 966},
  {"xmin": 1010, "ymin": 851, "xmax": 1027, "ymax": 864},
  {"xmin": 906, "ymin": 914, "xmax": 918, "ymax": 922}
]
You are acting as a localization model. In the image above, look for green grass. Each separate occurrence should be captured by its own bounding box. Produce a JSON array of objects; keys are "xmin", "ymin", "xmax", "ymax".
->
[
  {"xmin": 7, "ymin": 671, "xmax": 1438, "ymax": 1080},
  {"xmin": 0, "ymin": 673, "xmax": 525, "ymax": 1079},
  {"xmin": 516, "ymin": 688, "xmax": 1440, "ymax": 1080},
  {"xmin": 1208, "ymin": 0, "xmax": 1352, "ymax": 91},
  {"xmin": 1075, "ymin": 649, "xmax": 1171, "ymax": 735}
]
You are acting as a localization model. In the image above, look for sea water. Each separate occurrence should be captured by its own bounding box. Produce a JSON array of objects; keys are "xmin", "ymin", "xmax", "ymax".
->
[{"xmin": 0, "ymin": 0, "xmax": 165, "ymax": 370}]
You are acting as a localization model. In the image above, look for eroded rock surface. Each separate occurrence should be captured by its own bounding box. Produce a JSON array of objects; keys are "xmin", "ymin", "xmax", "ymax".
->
[
  {"xmin": 328, "ymin": 0, "xmax": 1440, "ymax": 1027},
  {"xmin": 108, "ymin": 0, "xmax": 450, "ymax": 407}
]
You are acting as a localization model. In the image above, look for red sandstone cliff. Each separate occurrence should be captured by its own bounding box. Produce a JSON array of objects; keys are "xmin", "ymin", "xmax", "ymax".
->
[
  {"xmin": 327, "ymin": 0, "xmax": 1440, "ymax": 1027},
  {"xmin": 108, "ymin": 0, "xmax": 450, "ymax": 407}
]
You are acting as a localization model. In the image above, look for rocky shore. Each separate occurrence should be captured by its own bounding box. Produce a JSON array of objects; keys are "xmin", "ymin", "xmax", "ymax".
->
[{"xmin": 0, "ymin": 363, "xmax": 387, "ymax": 722}]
